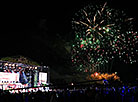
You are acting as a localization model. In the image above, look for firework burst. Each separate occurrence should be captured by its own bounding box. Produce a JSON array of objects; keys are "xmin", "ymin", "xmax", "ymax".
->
[{"xmin": 71, "ymin": 2, "xmax": 138, "ymax": 72}]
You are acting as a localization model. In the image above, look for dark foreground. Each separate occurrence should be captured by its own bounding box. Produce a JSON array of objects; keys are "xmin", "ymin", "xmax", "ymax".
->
[{"xmin": 0, "ymin": 85, "xmax": 138, "ymax": 102}]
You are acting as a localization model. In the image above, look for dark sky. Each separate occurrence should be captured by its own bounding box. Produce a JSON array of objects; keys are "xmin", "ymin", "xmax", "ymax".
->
[{"xmin": 1, "ymin": 0, "xmax": 138, "ymax": 80}]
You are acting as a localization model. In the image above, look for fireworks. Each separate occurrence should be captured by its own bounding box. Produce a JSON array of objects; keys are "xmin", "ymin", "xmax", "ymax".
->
[
  {"xmin": 89, "ymin": 72, "xmax": 120, "ymax": 81},
  {"xmin": 71, "ymin": 2, "xmax": 138, "ymax": 72},
  {"xmin": 116, "ymin": 31, "xmax": 138, "ymax": 64}
]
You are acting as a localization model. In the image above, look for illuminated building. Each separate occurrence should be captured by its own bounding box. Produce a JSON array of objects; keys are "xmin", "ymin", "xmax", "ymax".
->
[{"xmin": 0, "ymin": 60, "xmax": 50, "ymax": 90}]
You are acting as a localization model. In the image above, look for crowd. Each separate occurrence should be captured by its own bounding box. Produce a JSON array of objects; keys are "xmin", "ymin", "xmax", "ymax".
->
[{"xmin": 0, "ymin": 85, "xmax": 137, "ymax": 102}]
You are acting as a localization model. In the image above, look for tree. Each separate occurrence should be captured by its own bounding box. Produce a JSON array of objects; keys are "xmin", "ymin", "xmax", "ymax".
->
[{"xmin": 1, "ymin": 55, "xmax": 39, "ymax": 65}]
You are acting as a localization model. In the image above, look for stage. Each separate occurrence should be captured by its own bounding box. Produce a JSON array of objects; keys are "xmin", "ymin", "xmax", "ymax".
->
[{"xmin": 0, "ymin": 61, "xmax": 50, "ymax": 91}]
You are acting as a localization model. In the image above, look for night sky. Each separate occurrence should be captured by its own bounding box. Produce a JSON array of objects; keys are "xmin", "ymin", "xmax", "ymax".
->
[{"xmin": 1, "ymin": 0, "xmax": 138, "ymax": 82}]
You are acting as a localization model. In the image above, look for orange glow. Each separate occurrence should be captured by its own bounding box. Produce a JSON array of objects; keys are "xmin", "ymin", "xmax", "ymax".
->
[
  {"xmin": 90, "ymin": 72, "xmax": 120, "ymax": 81},
  {"xmin": 94, "ymin": 72, "xmax": 99, "ymax": 76}
]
